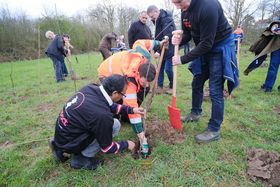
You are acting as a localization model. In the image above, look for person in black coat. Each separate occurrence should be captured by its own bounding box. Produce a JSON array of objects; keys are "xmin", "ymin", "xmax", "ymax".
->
[
  {"xmin": 49, "ymin": 74, "xmax": 146, "ymax": 170},
  {"xmin": 46, "ymin": 34, "xmax": 70, "ymax": 82},
  {"xmin": 147, "ymin": 5, "xmax": 176, "ymax": 94},
  {"xmin": 128, "ymin": 11, "xmax": 152, "ymax": 49}
]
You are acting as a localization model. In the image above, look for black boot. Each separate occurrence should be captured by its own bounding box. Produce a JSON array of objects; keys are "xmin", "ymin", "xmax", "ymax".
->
[
  {"xmin": 48, "ymin": 139, "xmax": 69, "ymax": 163},
  {"xmin": 180, "ymin": 112, "xmax": 201, "ymax": 123},
  {"xmin": 71, "ymin": 154, "xmax": 103, "ymax": 170}
]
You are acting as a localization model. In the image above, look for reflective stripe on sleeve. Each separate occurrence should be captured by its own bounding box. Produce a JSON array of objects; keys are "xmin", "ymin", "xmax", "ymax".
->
[{"xmin": 129, "ymin": 117, "xmax": 142, "ymax": 124}]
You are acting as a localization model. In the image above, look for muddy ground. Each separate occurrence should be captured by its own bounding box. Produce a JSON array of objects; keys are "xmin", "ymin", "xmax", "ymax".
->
[
  {"xmin": 132, "ymin": 118, "xmax": 186, "ymax": 159},
  {"xmin": 247, "ymin": 148, "xmax": 280, "ymax": 186},
  {"xmin": 145, "ymin": 118, "xmax": 186, "ymax": 146},
  {"xmin": 273, "ymin": 105, "xmax": 280, "ymax": 116}
]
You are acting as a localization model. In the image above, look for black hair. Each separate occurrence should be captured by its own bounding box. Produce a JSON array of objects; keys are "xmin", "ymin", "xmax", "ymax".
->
[
  {"xmin": 138, "ymin": 62, "xmax": 156, "ymax": 82},
  {"xmin": 62, "ymin": 34, "xmax": 70, "ymax": 39},
  {"xmin": 102, "ymin": 74, "xmax": 128, "ymax": 96}
]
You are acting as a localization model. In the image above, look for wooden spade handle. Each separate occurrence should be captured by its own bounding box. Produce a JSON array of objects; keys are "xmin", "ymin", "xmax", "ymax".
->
[{"xmin": 173, "ymin": 45, "xmax": 179, "ymax": 97}]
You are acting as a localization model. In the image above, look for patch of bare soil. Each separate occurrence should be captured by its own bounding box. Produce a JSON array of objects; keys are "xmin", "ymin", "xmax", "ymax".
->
[
  {"xmin": 0, "ymin": 141, "xmax": 14, "ymax": 149},
  {"xmin": 131, "ymin": 118, "xmax": 186, "ymax": 159},
  {"xmin": 145, "ymin": 118, "xmax": 186, "ymax": 146},
  {"xmin": 273, "ymin": 105, "xmax": 280, "ymax": 116},
  {"xmin": 247, "ymin": 148, "xmax": 280, "ymax": 187},
  {"xmin": 36, "ymin": 103, "xmax": 55, "ymax": 112}
]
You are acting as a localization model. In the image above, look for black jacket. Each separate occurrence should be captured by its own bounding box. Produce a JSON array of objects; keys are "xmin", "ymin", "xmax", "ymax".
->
[
  {"xmin": 153, "ymin": 9, "xmax": 176, "ymax": 59},
  {"xmin": 54, "ymin": 84, "xmax": 132, "ymax": 154},
  {"xmin": 46, "ymin": 35, "xmax": 67, "ymax": 61},
  {"xmin": 128, "ymin": 20, "xmax": 152, "ymax": 49},
  {"xmin": 180, "ymin": 0, "xmax": 232, "ymax": 64}
]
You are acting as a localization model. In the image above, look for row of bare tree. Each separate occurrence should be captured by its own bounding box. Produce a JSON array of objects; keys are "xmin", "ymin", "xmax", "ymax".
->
[{"xmin": 0, "ymin": 0, "xmax": 279, "ymax": 62}]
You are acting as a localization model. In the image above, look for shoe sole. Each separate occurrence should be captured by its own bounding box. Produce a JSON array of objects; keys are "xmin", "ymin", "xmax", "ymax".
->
[
  {"xmin": 181, "ymin": 119, "xmax": 200, "ymax": 123},
  {"xmin": 195, "ymin": 135, "xmax": 221, "ymax": 143}
]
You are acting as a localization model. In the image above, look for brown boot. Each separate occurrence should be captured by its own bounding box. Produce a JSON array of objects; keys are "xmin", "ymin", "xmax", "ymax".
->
[
  {"xmin": 165, "ymin": 88, "xmax": 173, "ymax": 95},
  {"xmin": 155, "ymin": 87, "xmax": 164, "ymax": 94}
]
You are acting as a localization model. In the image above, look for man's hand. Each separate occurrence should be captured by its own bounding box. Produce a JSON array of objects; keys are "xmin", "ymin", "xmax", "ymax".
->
[
  {"xmin": 133, "ymin": 107, "xmax": 146, "ymax": 117},
  {"xmin": 172, "ymin": 55, "xmax": 182, "ymax": 66},
  {"xmin": 154, "ymin": 52, "xmax": 160, "ymax": 58},
  {"xmin": 160, "ymin": 36, "xmax": 169, "ymax": 48},
  {"xmin": 127, "ymin": 140, "xmax": 135, "ymax": 151},
  {"xmin": 66, "ymin": 49, "xmax": 71, "ymax": 56},
  {"xmin": 172, "ymin": 30, "xmax": 183, "ymax": 45}
]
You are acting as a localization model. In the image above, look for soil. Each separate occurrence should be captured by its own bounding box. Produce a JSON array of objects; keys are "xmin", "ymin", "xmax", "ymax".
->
[
  {"xmin": 273, "ymin": 105, "xmax": 280, "ymax": 116},
  {"xmin": 36, "ymin": 103, "xmax": 55, "ymax": 112},
  {"xmin": 145, "ymin": 118, "xmax": 186, "ymax": 146},
  {"xmin": 131, "ymin": 118, "xmax": 186, "ymax": 159},
  {"xmin": 247, "ymin": 148, "xmax": 280, "ymax": 187},
  {"xmin": 0, "ymin": 141, "xmax": 14, "ymax": 149}
]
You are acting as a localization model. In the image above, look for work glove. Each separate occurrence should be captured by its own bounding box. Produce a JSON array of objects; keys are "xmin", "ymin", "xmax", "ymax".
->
[
  {"xmin": 140, "ymin": 137, "xmax": 149, "ymax": 159},
  {"xmin": 131, "ymin": 137, "xmax": 151, "ymax": 159}
]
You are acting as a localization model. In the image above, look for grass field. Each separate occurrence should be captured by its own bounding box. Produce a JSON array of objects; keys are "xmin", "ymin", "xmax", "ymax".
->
[{"xmin": 1, "ymin": 47, "xmax": 280, "ymax": 186}]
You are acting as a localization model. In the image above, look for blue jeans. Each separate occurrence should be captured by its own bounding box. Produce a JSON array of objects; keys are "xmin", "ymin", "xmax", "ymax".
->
[
  {"xmin": 158, "ymin": 57, "xmax": 173, "ymax": 88},
  {"xmin": 49, "ymin": 55, "xmax": 64, "ymax": 82},
  {"xmin": 81, "ymin": 119, "xmax": 121, "ymax": 157},
  {"xmin": 61, "ymin": 59, "xmax": 68, "ymax": 76},
  {"xmin": 191, "ymin": 52, "xmax": 224, "ymax": 132},
  {"xmin": 264, "ymin": 49, "xmax": 280, "ymax": 91}
]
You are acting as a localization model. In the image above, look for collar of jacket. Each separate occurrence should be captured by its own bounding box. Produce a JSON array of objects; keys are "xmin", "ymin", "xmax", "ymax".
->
[
  {"xmin": 129, "ymin": 46, "xmax": 151, "ymax": 62},
  {"xmin": 99, "ymin": 85, "xmax": 113, "ymax": 106}
]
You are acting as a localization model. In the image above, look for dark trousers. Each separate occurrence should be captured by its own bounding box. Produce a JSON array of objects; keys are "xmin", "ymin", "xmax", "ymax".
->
[
  {"xmin": 61, "ymin": 59, "xmax": 68, "ymax": 76},
  {"xmin": 158, "ymin": 57, "xmax": 173, "ymax": 89},
  {"xmin": 49, "ymin": 55, "xmax": 64, "ymax": 82},
  {"xmin": 191, "ymin": 52, "xmax": 224, "ymax": 132},
  {"xmin": 264, "ymin": 49, "xmax": 280, "ymax": 91}
]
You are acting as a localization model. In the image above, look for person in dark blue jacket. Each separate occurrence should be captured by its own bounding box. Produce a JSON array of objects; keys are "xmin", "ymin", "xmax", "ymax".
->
[
  {"xmin": 128, "ymin": 11, "xmax": 152, "ymax": 49},
  {"xmin": 46, "ymin": 34, "xmax": 70, "ymax": 82},
  {"xmin": 172, "ymin": 0, "xmax": 239, "ymax": 143},
  {"xmin": 147, "ymin": 5, "xmax": 176, "ymax": 95},
  {"xmin": 49, "ymin": 74, "xmax": 146, "ymax": 170},
  {"xmin": 45, "ymin": 31, "xmax": 69, "ymax": 78}
]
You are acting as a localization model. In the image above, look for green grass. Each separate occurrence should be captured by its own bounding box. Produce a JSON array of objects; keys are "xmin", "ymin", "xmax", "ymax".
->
[{"xmin": 1, "ymin": 47, "xmax": 280, "ymax": 186}]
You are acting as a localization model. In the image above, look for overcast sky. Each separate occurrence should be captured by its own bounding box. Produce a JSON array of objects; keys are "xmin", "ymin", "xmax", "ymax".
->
[{"xmin": 0, "ymin": 0, "xmax": 166, "ymax": 18}]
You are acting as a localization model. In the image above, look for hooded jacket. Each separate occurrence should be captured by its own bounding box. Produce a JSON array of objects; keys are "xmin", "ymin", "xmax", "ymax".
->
[{"xmin": 153, "ymin": 9, "xmax": 176, "ymax": 59}]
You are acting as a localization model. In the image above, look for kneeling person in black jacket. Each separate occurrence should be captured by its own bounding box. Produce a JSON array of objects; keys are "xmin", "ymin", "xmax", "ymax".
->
[{"xmin": 49, "ymin": 74, "xmax": 145, "ymax": 170}]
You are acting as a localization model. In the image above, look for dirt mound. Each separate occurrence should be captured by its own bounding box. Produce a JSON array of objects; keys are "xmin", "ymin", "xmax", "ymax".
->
[
  {"xmin": 145, "ymin": 118, "xmax": 186, "ymax": 146},
  {"xmin": 273, "ymin": 105, "xmax": 280, "ymax": 116},
  {"xmin": 247, "ymin": 148, "xmax": 280, "ymax": 186}
]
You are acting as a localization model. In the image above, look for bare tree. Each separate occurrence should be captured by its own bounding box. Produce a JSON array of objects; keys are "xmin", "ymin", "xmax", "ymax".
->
[
  {"xmin": 224, "ymin": 0, "xmax": 257, "ymax": 29},
  {"xmin": 87, "ymin": 0, "xmax": 116, "ymax": 34},
  {"xmin": 267, "ymin": 0, "xmax": 280, "ymax": 21},
  {"xmin": 116, "ymin": 6, "xmax": 138, "ymax": 37}
]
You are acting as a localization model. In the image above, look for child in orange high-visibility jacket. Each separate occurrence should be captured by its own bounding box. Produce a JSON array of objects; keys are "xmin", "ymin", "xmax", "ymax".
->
[{"xmin": 98, "ymin": 39, "xmax": 166, "ymax": 148}]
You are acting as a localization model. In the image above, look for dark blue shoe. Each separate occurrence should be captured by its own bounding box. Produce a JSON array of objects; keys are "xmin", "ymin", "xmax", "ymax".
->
[
  {"xmin": 278, "ymin": 85, "xmax": 280, "ymax": 91},
  {"xmin": 71, "ymin": 154, "xmax": 103, "ymax": 170},
  {"xmin": 48, "ymin": 139, "xmax": 69, "ymax": 163}
]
